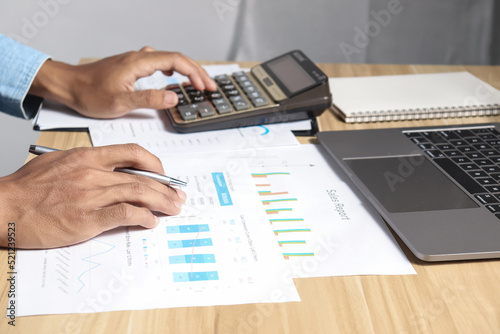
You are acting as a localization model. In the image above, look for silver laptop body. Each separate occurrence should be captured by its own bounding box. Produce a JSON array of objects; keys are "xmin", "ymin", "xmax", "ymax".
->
[{"xmin": 318, "ymin": 123, "xmax": 500, "ymax": 261}]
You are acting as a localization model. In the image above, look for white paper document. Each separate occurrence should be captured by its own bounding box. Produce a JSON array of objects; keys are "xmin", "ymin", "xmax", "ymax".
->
[
  {"xmin": 208, "ymin": 145, "xmax": 416, "ymax": 277},
  {"xmin": 15, "ymin": 158, "xmax": 300, "ymax": 316},
  {"xmin": 88, "ymin": 110, "xmax": 300, "ymax": 156}
]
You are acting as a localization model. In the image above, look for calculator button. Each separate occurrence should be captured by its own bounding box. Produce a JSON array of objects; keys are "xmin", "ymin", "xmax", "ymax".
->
[
  {"xmin": 215, "ymin": 103, "xmax": 233, "ymax": 114},
  {"xmin": 243, "ymin": 85, "xmax": 257, "ymax": 94},
  {"xmin": 191, "ymin": 95, "xmax": 206, "ymax": 103},
  {"xmin": 217, "ymin": 79, "xmax": 232, "ymax": 86},
  {"xmin": 188, "ymin": 90, "xmax": 203, "ymax": 98},
  {"xmin": 212, "ymin": 98, "xmax": 228, "ymax": 106},
  {"xmin": 222, "ymin": 84, "xmax": 236, "ymax": 91},
  {"xmin": 207, "ymin": 91, "xmax": 223, "ymax": 100},
  {"xmin": 214, "ymin": 74, "xmax": 231, "ymax": 83},
  {"xmin": 234, "ymin": 75, "xmax": 249, "ymax": 84},
  {"xmin": 198, "ymin": 102, "xmax": 215, "ymax": 118},
  {"xmin": 177, "ymin": 104, "xmax": 198, "ymax": 121},
  {"xmin": 233, "ymin": 100, "xmax": 250, "ymax": 111},
  {"xmin": 251, "ymin": 97, "xmax": 269, "ymax": 107},
  {"xmin": 248, "ymin": 91, "xmax": 263, "ymax": 99},
  {"xmin": 229, "ymin": 95, "xmax": 245, "ymax": 103},
  {"xmin": 239, "ymin": 80, "xmax": 253, "ymax": 87},
  {"xmin": 226, "ymin": 90, "xmax": 240, "ymax": 96}
]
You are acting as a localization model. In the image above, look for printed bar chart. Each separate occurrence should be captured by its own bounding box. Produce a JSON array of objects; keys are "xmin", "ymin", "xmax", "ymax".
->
[
  {"xmin": 266, "ymin": 208, "xmax": 293, "ymax": 215},
  {"xmin": 168, "ymin": 238, "xmax": 213, "ymax": 249},
  {"xmin": 166, "ymin": 224, "xmax": 210, "ymax": 234},
  {"xmin": 262, "ymin": 198, "xmax": 298, "ymax": 205},
  {"xmin": 259, "ymin": 191, "xmax": 289, "ymax": 196},
  {"xmin": 252, "ymin": 170, "xmax": 315, "ymax": 260},
  {"xmin": 274, "ymin": 229, "xmax": 311, "ymax": 235},
  {"xmin": 169, "ymin": 254, "xmax": 216, "ymax": 264},
  {"xmin": 283, "ymin": 253, "xmax": 314, "ymax": 260},
  {"xmin": 251, "ymin": 172, "xmax": 291, "ymax": 178},
  {"xmin": 173, "ymin": 271, "xmax": 219, "ymax": 282},
  {"xmin": 278, "ymin": 241, "xmax": 306, "ymax": 247},
  {"xmin": 269, "ymin": 218, "xmax": 304, "ymax": 224}
]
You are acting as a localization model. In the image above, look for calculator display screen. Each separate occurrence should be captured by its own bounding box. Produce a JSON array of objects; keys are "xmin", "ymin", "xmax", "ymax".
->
[{"xmin": 266, "ymin": 55, "xmax": 316, "ymax": 94}]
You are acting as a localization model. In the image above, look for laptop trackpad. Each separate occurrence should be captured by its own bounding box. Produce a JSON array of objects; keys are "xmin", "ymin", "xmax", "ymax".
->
[{"xmin": 345, "ymin": 156, "xmax": 478, "ymax": 213}]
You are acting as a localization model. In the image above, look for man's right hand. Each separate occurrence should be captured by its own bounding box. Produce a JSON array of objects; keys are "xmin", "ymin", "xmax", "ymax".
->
[{"xmin": 0, "ymin": 144, "xmax": 186, "ymax": 249}]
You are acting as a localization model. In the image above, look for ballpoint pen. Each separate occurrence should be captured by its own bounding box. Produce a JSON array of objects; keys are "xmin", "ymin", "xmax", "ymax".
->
[{"xmin": 29, "ymin": 145, "xmax": 187, "ymax": 187}]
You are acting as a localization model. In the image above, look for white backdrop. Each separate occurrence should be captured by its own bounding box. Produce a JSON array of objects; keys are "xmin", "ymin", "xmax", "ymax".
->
[{"xmin": 0, "ymin": 0, "xmax": 497, "ymax": 65}]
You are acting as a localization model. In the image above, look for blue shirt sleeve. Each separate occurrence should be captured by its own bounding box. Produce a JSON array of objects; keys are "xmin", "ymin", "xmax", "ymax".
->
[{"xmin": 0, "ymin": 34, "xmax": 50, "ymax": 119}]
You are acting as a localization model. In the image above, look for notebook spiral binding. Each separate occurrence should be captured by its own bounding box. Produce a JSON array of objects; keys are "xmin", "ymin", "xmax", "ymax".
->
[{"xmin": 334, "ymin": 103, "xmax": 500, "ymax": 123}]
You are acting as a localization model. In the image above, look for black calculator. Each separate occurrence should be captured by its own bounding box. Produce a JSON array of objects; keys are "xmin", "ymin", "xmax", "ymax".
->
[{"xmin": 164, "ymin": 50, "xmax": 332, "ymax": 133}]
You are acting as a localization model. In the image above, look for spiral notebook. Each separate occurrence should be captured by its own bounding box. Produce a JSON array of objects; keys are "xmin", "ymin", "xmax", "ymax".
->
[{"xmin": 330, "ymin": 71, "xmax": 500, "ymax": 123}]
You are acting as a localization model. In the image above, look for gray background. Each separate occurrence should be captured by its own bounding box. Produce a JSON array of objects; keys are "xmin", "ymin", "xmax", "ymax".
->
[{"xmin": 1, "ymin": 0, "xmax": 499, "ymax": 176}]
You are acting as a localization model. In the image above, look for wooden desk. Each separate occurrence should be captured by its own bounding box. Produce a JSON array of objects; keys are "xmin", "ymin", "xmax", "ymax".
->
[{"xmin": 2, "ymin": 63, "xmax": 500, "ymax": 334}]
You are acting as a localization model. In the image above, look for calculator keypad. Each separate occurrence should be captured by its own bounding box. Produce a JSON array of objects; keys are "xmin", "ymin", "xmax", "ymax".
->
[{"xmin": 167, "ymin": 71, "xmax": 273, "ymax": 122}]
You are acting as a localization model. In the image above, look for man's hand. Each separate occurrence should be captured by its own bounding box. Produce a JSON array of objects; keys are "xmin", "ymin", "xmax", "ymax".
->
[
  {"xmin": 29, "ymin": 47, "xmax": 217, "ymax": 118},
  {"xmin": 0, "ymin": 144, "xmax": 186, "ymax": 249}
]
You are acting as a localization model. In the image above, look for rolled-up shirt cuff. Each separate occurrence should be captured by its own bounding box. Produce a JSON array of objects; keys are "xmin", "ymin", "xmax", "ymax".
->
[{"xmin": 0, "ymin": 35, "xmax": 50, "ymax": 119}]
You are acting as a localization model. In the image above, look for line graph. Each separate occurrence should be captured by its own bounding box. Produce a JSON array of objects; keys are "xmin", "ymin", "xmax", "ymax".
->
[{"xmin": 77, "ymin": 239, "xmax": 116, "ymax": 293}]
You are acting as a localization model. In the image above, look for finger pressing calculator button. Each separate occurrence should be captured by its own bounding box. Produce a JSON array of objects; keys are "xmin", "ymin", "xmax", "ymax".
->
[
  {"xmin": 198, "ymin": 101, "xmax": 215, "ymax": 118},
  {"xmin": 177, "ymin": 104, "xmax": 198, "ymax": 121}
]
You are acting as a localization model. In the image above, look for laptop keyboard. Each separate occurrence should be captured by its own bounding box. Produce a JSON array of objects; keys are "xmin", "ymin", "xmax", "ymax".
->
[{"xmin": 405, "ymin": 125, "xmax": 500, "ymax": 218}]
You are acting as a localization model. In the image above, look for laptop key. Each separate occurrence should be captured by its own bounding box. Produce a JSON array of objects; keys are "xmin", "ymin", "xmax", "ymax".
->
[
  {"xmin": 486, "ymin": 204, "xmax": 500, "ymax": 213},
  {"xmin": 460, "ymin": 163, "xmax": 480, "ymax": 171},
  {"xmin": 477, "ymin": 178, "xmax": 497, "ymax": 186},
  {"xmin": 475, "ymin": 194, "xmax": 499, "ymax": 204},
  {"xmin": 486, "ymin": 185, "xmax": 500, "ymax": 193},
  {"xmin": 469, "ymin": 171, "xmax": 488, "ymax": 178},
  {"xmin": 425, "ymin": 150, "xmax": 445, "ymax": 158}
]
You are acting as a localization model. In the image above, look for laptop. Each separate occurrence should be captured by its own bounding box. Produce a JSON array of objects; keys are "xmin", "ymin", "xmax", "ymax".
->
[{"xmin": 317, "ymin": 123, "xmax": 500, "ymax": 261}]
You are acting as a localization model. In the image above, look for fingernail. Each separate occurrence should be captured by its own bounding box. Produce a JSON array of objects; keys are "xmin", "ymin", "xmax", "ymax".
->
[
  {"xmin": 174, "ymin": 200, "xmax": 183, "ymax": 209},
  {"xmin": 165, "ymin": 91, "xmax": 178, "ymax": 105},
  {"xmin": 177, "ymin": 189, "xmax": 187, "ymax": 200},
  {"xmin": 154, "ymin": 215, "xmax": 160, "ymax": 224}
]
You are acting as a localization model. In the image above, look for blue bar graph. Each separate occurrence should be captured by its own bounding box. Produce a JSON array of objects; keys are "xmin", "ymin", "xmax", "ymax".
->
[
  {"xmin": 168, "ymin": 238, "xmax": 213, "ymax": 249},
  {"xmin": 212, "ymin": 172, "xmax": 233, "ymax": 206},
  {"xmin": 173, "ymin": 271, "xmax": 219, "ymax": 282},
  {"xmin": 169, "ymin": 254, "xmax": 216, "ymax": 264},
  {"xmin": 166, "ymin": 224, "xmax": 210, "ymax": 234}
]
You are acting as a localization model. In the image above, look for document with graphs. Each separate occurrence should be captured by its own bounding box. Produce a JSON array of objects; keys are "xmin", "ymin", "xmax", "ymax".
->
[
  {"xmin": 14, "ymin": 158, "xmax": 300, "ymax": 316},
  {"xmin": 13, "ymin": 145, "xmax": 414, "ymax": 316}
]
